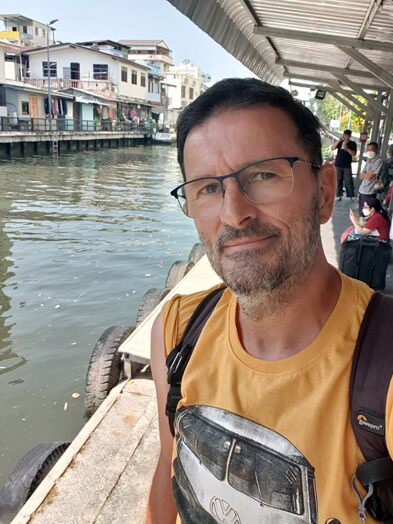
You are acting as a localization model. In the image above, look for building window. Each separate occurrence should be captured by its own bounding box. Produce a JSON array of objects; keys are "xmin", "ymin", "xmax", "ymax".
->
[
  {"xmin": 181, "ymin": 85, "xmax": 186, "ymax": 98},
  {"xmin": 70, "ymin": 62, "xmax": 80, "ymax": 80},
  {"xmin": 148, "ymin": 79, "xmax": 153, "ymax": 92},
  {"xmin": 131, "ymin": 70, "xmax": 137, "ymax": 85},
  {"xmin": 42, "ymin": 61, "xmax": 57, "ymax": 77},
  {"xmin": 35, "ymin": 27, "xmax": 38, "ymax": 36},
  {"xmin": 22, "ymin": 25, "xmax": 28, "ymax": 33},
  {"xmin": 141, "ymin": 74, "xmax": 146, "ymax": 87},
  {"xmin": 42, "ymin": 28, "xmax": 46, "ymax": 38},
  {"xmin": 12, "ymin": 26, "xmax": 17, "ymax": 31},
  {"xmin": 121, "ymin": 66, "xmax": 128, "ymax": 82},
  {"xmin": 93, "ymin": 64, "xmax": 109, "ymax": 80},
  {"xmin": 189, "ymin": 87, "xmax": 194, "ymax": 100},
  {"xmin": 21, "ymin": 101, "xmax": 29, "ymax": 115}
]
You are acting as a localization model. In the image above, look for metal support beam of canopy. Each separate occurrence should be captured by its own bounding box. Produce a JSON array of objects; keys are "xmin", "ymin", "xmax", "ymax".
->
[
  {"xmin": 276, "ymin": 59, "xmax": 376, "ymax": 80},
  {"xmin": 283, "ymin": 73, "xmax": 383, "ymax": 92},
  {"xmin": 338, "ymin": 46, "xmax": 393, "ymax": 90},
  {"xmin": 334, "ymin": 74, "xmax": 386, "ymax": 115},
  {"xmin": 326, "ymin": 82, "xmax": 378, "ymax": 119},
  {"xmin": 253, "ymin": 26, "xmax": 393, "ymax": 53}
]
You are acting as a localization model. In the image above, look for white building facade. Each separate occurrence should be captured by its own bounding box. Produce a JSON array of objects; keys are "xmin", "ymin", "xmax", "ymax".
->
[
  {"xmin": 0, "ymin": 14, "xmax": 54, "ymax": 47},
  {"xmin": 120, "ymin": 40, "xmax": 173, "ymax": 75},
  {"xmin": 166, "ymin": 61, "xmax": 210, "ymax": 109},
  {"xmin": 24, "ymin": 44, "xmax": 149, "ymax": 103}
]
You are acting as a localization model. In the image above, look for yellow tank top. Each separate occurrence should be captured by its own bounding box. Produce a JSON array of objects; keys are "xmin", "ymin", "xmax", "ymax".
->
[{"xmin": 162, "ymin": 272, "xmax": 393, "ymax": 523}]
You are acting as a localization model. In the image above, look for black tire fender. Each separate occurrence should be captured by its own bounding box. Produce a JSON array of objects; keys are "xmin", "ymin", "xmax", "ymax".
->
[
  {"xmin": 165, "ymin": 260, "xmax": 194, "ymax": 289},
  {"xmin": 136, "ymin": 287, "xmax": 170, "ymax": 326},
  {"xmin": 0, "ymin": 441, "xmax": 69, "ymax": 522},
  {"xmin": 85, "ymin": 325, "xmax": 135, "ymax": 417}
]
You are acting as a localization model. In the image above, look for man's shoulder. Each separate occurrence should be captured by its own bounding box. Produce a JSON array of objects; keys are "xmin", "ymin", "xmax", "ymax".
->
[
  {"xmin": 349, "ymin": 140, "xmax": 357, "ymax": 148},
  {"xmin": 161, "ymin": 284, "xmax": 228, "ymax": 355},
  {"xmin": 163, "ymin": 284, "xmax": 226, "ymax": 313}
]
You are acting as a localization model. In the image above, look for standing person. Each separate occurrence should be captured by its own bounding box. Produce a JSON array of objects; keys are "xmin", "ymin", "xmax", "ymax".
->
[
  {"xmin": 331, "ymin": 129, "xmax": 357, "ymax": 201},
  {"xmin": 146, "ymin": 79, "xmax": 393, "ymax": 523},
  {"xmin": 358, "ymin": 142, "xmax": 384, "ymax": 215}
]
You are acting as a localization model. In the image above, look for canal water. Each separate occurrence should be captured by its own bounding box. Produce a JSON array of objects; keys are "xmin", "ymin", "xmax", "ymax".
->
[{"xmin": 0, "ymin": 146, "xmax": 198, "ymax": 485}]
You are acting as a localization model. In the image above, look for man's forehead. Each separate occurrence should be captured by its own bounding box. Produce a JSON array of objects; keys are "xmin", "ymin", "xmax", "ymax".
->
[{"xmin": 183, "ymin": 106, "xmax": 303, "ymax": 176}]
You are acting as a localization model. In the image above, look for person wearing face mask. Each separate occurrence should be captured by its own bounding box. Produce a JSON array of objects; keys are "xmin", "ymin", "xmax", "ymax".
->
[
  {"xmin": 358, "ymin": 142, "xmax": 383, "ymax": 214},
  {"xmin": 330, "ymin": 129, "xmax": 357, "ymax": 201},
  {"xmin": 349, "ymin": 195, "xmax": 390, "ymax": 241}
]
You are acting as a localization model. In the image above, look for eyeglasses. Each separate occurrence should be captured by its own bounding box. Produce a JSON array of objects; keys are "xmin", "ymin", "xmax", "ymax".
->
[{"xmin": 170, "ymin": 156, "xmax": 320, "ymax": 219}]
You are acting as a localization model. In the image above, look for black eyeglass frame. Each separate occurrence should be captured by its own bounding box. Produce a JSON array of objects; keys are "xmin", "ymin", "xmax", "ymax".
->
[{"xmin": 170, "ymin": 156, "xmax": 321, "ymax": 213}]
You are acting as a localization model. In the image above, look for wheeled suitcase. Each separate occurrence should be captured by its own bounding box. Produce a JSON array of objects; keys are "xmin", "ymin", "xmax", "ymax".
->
[{"xmin": 339, "ymin": 237, "xmax": 392, "ymax": 289}]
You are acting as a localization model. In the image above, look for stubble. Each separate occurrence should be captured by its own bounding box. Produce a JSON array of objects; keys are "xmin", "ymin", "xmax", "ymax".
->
[{"xmin": 200, "ymin": 197, "xmax": 321, "ymax": 320}]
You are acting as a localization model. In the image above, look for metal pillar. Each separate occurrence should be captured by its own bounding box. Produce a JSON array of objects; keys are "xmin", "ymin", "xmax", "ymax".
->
[
  {"xmin": 380, "ymin": 91, "xmax": 393, "ymax": 158},
  {"xmin": 370, "ymin": 92, "xmax": 383, "ymax": 142}
]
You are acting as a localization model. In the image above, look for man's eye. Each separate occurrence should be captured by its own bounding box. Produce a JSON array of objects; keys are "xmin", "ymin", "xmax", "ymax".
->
[
  {"xmin": 199, "ymin": 182, "xmax": 221, "ymax": 195},
  {"xmin": 251, "ymin": 171, "xmax": 275, "ymax": 181}
]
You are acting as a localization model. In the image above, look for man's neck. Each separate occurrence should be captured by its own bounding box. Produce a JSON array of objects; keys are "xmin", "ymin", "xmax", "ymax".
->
[{"xmin": 235, "ymin": 256, "xmax": 341, "ymax": 361}]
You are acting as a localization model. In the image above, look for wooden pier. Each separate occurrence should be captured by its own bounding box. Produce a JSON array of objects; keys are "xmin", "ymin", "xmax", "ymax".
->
[{"xmin": 0, "ymin": 131, "xmax": 148, "ymax": 159}]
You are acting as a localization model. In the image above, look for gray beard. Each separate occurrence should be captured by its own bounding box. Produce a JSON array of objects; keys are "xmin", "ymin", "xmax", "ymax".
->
[{"xmin": 201, "ymin": 198, "xmax": 321, "ymax": 319}]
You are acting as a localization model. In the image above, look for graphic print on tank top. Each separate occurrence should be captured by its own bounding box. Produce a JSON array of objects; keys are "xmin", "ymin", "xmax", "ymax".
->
[{"xmin": 172, "ymin": 406, "xmax": 318, "ymax": 523}]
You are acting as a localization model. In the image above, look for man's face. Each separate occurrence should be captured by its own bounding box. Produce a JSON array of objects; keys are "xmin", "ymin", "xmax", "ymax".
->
[
  {"xmin": 343, "ymin": 133, "xmax": 351, "ymax": 141},
  {"xmin": 182, "ymin": 106, "xmax": 335, "ymax": 297},
  {"xmin": 367, "ymin": 144, "xmax": 378, "ymax": 154}
]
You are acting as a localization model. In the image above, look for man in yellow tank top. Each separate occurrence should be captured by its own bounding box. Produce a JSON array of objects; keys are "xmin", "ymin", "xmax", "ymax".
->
[{"xmin": 146, "ymin": 79, "xmax": 387, "ymax": 523}]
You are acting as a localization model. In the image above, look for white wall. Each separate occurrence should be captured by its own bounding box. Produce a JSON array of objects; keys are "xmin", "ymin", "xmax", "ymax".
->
[
  {"xmin": 0, "ymin": 48, "xmax": 4, "ymax": 82},
  {"xmin": 4, "ymin": 62, "xmax": 17, "ymax": 80},
  {"xmin": 5, "ymin": 89, "xmax": 38, "ymax": 117},
  {"xmin": 166, "ymin": 64, "xmax": 207, "ymax": 109},
  {"xmin": 27, "ymin": 46, "xmax": 148, "ymax": 101}
]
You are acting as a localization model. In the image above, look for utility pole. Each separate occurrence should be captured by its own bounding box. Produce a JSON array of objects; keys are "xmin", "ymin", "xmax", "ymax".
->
[{"xmin": 46, "ymin": 19, "xmax": 58, "ymax": 134}]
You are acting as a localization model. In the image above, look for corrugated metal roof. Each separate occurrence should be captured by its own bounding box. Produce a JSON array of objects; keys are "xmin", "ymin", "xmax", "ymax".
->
[{"xmin": 166, "ymin": 0, "xmax": 393, "ymax": 92}]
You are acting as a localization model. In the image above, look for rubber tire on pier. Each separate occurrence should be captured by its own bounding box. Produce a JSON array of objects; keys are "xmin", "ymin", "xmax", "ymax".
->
[
  {"xmin": 188, "ymin": 242, "xmax": 205, "ymax": 264},
  {"xmin": 136, "ymin": 287, "xmax": 171, "ymax": 326},
  {"xmin": 85, "ymin": 325, "xmax": 135, "ymax": 418},
  {"xmin": 0, "ymin": 441, "xmax": 69, "ymax": 522},
  {"xmin": 165, "ymin": 260, "xmax": 194, "ymax": 289}
]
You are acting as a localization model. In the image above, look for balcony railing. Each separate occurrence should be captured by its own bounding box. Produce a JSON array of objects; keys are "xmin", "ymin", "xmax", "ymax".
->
[
  {"xmin": 0, "ymin": 116, "xmax": 153, "ymax": 134},
  {"xmin": 24, "ymin": 78, "xmax": 117, "ymax": 95}
]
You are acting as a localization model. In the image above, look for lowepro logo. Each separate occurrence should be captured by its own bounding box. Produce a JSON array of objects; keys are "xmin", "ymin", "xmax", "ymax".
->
[{"xmin": 356, "ymin": 411, "xmax": 385, "ymax": 435}]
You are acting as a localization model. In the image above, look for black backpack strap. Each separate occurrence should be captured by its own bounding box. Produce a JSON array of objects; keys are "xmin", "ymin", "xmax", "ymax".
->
[
  {"xmin": 351, "ymin": 291, "xmax": 393, "ymax": 520},
  {"xmin": 165, "ymin": 286, "xmax": 226, "ymax": 436}
]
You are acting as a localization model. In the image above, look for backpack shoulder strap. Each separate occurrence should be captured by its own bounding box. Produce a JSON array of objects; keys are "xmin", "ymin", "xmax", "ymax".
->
[
  {"xmin": 165, "ymin": 286, "xmax": 226, "ymax": 436},
  {"xmin": 351, "ymin": 291, "xmax": 393, "ymax": 519}
]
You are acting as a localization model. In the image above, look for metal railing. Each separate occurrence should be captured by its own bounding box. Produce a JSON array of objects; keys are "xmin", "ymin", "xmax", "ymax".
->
[
  {"xmin": 0, "ymin": 117, "xmax": 154, "ymax": 134},
  {"xmin": 24, "ymin": 78, "xmax": 117, "ymax": 95}
]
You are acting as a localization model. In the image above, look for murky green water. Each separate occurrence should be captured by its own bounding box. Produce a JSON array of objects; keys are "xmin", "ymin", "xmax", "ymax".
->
[{"xmin": 0, "ymin": 146, "xmax": 197, "ymax": 484}]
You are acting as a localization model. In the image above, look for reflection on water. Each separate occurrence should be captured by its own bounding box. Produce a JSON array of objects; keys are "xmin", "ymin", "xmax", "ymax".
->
[{"xmin": 0, "ymin": 146, "xmax": 197, "ymax": 484}]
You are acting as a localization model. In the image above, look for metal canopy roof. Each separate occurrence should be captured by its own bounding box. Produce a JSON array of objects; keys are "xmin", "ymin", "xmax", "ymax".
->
[{"xmin": 166, "ymin": 0, "xmax": 393, "ymax": 93}]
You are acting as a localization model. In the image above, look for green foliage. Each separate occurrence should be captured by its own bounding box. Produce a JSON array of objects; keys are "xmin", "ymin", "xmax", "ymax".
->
[{"xmin": 313, "ymin": 93, "xmax": 367, "ymax": 132}]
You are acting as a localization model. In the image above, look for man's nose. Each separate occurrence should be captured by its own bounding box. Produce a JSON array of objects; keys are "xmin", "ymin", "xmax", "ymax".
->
[{"xmin": 219, "ymin": 177, "xmax": 259, "ymax": 228}]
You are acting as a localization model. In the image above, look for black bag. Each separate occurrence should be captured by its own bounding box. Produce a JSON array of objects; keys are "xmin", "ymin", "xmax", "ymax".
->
[
  {"xmin": 339, "ymin": 237, "xmax": 392, "ymax": 290},
  {"xmin": 166, "ymin": 288, "xmax": 393, "ymax": 521}
]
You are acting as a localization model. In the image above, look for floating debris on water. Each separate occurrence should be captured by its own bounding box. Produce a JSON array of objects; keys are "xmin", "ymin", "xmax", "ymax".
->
[
  {"xmin": 71, "ymin": 392, "xmax": 80, "ymax": 399},
  {"xmin": 64, "ymin": 402, "xmax": 68, "ymax": 411}
]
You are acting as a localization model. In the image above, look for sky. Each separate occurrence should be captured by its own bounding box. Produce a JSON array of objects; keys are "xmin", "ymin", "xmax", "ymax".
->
[{"xmin": 0, "ymin": 0, "xmax": 255, "ymax": 82}]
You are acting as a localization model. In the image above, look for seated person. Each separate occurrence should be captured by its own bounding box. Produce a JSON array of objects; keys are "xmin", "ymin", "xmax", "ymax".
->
[{"xmin": 349, "ymin": 195, "xmax": 390, "ymax": 241}]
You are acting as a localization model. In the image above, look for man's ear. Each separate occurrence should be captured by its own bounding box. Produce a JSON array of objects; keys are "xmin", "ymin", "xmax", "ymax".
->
[{"xmin": 318, "ymin": 162, "xmax": 336, "ymax": 224}]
